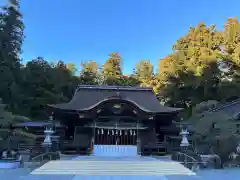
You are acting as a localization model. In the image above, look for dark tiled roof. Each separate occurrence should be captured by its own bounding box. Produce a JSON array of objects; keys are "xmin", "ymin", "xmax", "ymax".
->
[{"xmin": 49, "ymin": 85, "xmax": 182, "ymax": 113}]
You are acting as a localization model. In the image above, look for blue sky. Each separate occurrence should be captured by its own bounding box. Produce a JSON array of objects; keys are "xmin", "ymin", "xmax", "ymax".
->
[{"xmin": 2, "ymin": 0, "xmax": 240, "ymax": 73}]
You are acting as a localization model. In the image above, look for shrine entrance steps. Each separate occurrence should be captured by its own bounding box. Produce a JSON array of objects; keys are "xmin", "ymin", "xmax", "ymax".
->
[
  {"xmin": 92, "ymin": 145, "xmax": 138, "ymax": 157},
  {"xmin": 31, "ymin": 156, "xmax": 199, "ymax": 179},
  {"xmin": 30, "ymin": 146, "xmax": 201, "ymax": 179}
]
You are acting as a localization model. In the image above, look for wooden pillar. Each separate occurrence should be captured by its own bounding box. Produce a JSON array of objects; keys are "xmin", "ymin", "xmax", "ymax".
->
[
  {"xmin": 92, "ymin": 119, "xmax": 96, "ymax": 145},
  {"xmin": 136, "ymin": 120, "xmax": 141, "ymax": 155}
]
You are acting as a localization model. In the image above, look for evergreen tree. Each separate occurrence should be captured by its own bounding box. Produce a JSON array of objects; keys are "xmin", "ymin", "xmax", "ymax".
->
[
  {"xmin": 66, "ymin": 62, "xmax": 77, "ymax": 75},
  {"xmin": 0, "ymin": 0, "xmax": 24, "ymax": 112},
  {"xmin": 135, "ymin": 60, "xmax": 153, "ymax": 83},
  {"xmin": 157, "ymin": 22, "xmax": 223, "ymax": 107},
  {"xmin": 80, "ymin": 60, "xmax": 99, "ymax": 85},
  {"xmin": 102, "ymin": 52, "xmax": 122, "ymax": 85}
]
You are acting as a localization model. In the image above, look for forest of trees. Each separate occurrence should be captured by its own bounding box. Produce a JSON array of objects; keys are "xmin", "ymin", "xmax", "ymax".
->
[{"xmin": 1, "ymin": 1, "xmax": 240, "ymax": 121}]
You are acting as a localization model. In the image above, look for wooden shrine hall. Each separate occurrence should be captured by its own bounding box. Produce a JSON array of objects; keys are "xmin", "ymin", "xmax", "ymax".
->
[{"xmin": 47, "ymin": 85, "xmax": 183, "ymax": 156}]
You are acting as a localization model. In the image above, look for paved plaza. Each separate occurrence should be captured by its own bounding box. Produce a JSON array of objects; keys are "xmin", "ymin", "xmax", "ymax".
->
[{"xmin": 1, "ymin": 168, "xmax": 240, "ymax": 180}]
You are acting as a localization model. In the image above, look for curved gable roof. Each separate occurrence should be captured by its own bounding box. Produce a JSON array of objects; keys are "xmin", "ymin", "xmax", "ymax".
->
[{"xmin": 48, "ymin": 85, "xmax": 182, "ymax": 113}]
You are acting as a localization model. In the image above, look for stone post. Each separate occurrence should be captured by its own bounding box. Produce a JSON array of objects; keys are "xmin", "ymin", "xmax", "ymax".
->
[
  {"xmin": 236, "ymin": 123, "xmax": 240, "ymax": 155},
  {"xmin": 237, "ymin": 144, "xmax": 240, "ymax": 154}
]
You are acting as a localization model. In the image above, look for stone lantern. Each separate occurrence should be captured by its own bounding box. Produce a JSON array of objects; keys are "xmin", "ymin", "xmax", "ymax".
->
[
  {"xmin": 180, "ymin": 123, "xmax": 190, "ymax": 149},
  {"xmin": 42, "ymin": 114, "xmax": 54, "ymax": 151}
]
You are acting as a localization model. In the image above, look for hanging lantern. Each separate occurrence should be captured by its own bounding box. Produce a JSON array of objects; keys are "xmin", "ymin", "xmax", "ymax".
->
[{"xmin": 101, "ymin": 129, "xmax": 104, "ymax": 135}]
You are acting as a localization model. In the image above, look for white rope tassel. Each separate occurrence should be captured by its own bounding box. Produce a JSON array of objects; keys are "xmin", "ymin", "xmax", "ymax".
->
[
  {"xmin": 97, "ymin": 129, "xmax": 100, "ymax": 135},
  {"xmin": 116, "ymin": 130, "xmax": 118, "ymax": 135},
  {"xmin": 112, "ymin": 130, "xmax": 114, "ymax": 135},
  {"xmin": 108, "ymin": 130, "xmax": 110, "ymax": 135},
  {"xmin": 133, "ymin": 130, "xmax": 136, "ymax": 136},
  {"xmin": 120, "ymin": 130, "xmax": 122, "ymax": 136},
  {"xmin": 130, "ymin": 130, "xmax": 132, "ymax": 136},
  {"xmin": 125, "ymin": 130, "xmax": 127, "ymax": 135},
  {"xmin": 101, "ymin": 129, "xmax": 104, "ymax": 135}
]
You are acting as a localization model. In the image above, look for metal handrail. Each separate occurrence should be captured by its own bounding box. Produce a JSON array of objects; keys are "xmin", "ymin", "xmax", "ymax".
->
[
  {"xmin": 200, "ymin": 154, "xmax": 222, "ymax": 167},
  {"xmin": 31, "ymin": 151, "xmax": 56, "ymax": 162},
  {"xmin": 176, "ymin": 152, "xmax": 222, "ymax": 169},
  {"xmin": 176, "ymin": 152, "xmax": 199, "ymax": 163},
  {"xmin": 175, "ymin": 152, "xmax": 201, "ymax": 172}
]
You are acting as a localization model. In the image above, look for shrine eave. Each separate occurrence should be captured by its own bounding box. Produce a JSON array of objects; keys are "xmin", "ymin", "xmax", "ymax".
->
[
  {"xmin": 47, "ymin": 99, "xmax": 182, "ymax": 115},
  {"xmin": 47, "ymin": 85, "xmax": 182, "ymax": 114}
]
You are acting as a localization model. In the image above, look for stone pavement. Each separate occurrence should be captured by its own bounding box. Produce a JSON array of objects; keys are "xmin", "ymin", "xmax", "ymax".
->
[
  {"xmin": 0, "ymin": 168, "xmax": 74, "ymax": 180},
  {"xmin": 1, "ymin": 155, "xmax": 240, "ymax": 180},
  {"xmin": 1, "ymin": 168, "xmax": 240, "ymax": 180}
]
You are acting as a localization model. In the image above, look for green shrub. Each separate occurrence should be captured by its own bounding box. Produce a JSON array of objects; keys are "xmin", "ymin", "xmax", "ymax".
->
[{"xmin": 211, "ymin": 136, "xmax": 238, "ymax": 165}]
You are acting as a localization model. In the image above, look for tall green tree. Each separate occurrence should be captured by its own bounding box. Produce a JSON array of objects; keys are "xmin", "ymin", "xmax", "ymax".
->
[
  {"xmin": 0, "ymin": 0, "xmax": 24, "ymax": 112},
  {"xmin": 134, "ymin": 60, "xmax": 160, "ymax": 93},
  {"xmin": 53, "ymin": 60, "xmax": 79, "ymax": 100},
  {"xmin": 80, "ymin": 60, "xmax": 99, "ymax": 85},
  {"xmin": 218, "ymin": 18, "xmax": 240, "ymax": 101},
  {"xmin": 102, "ymin": 52, "xmax": 122, "ymax": 85},
  {"xmin": 21, "ymin": 57, "xmax": 56, "ymax": 118},
  {"xmin": 18, "ymin": 58, "xmax": 80, "ymax": 119},
  {"xmin": 135, "ymin": 60, "xmax": 153, "ymax": 83},
  {"xmin": 66, "ymin": 62, "xmax": 77, "ymax": 75},
  {"xmin": 158, "ymin": 22, "xmax": 223, "ymax": 107}
]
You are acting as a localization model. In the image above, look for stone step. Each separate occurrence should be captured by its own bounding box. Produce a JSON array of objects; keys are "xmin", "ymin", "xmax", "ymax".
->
[{"xmin": 31, "ymin": 160, "xmax": 195, "ymax": 176}]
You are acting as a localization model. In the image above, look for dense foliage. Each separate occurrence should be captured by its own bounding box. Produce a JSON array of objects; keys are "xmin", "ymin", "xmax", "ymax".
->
[{"xmin": 1, "ymin": 1, "xmax": 240, "ymax": 125}]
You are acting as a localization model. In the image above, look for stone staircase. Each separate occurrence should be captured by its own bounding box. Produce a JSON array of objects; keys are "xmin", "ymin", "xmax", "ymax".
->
[
  {"xmin": 26, "ymin": 145, "xmax": 206, "ymax": 180},
  {"xmin": 31, "ymin": 159, "xmax": 195, "ymax": 176}
]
